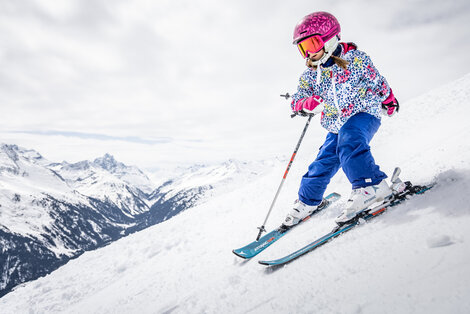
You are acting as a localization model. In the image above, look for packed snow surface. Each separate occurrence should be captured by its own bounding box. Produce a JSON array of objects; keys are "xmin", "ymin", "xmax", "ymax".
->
[{"xmin": 1, "ymin": 74, "xmax": 470, "ymax": 313}]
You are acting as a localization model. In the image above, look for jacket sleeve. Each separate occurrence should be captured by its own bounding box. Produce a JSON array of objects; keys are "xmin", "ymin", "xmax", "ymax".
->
[
  {"xmin": 354, "ymin": 51, "xmax": 391, "ymax": 103},
  {"xmin": 291, "ymin": 71, "xmax": 313, "ymax": 110}
]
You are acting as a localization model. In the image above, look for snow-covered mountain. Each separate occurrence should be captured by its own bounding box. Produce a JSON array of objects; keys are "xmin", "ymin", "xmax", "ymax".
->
[
  {"xmin": 0, "ymin": 146, "xmax": 276, "ymax": 298},
  {"xmin": 49, "ymin": 154, "xmax": 155, "ymax": 217},
  {"xmin": 147, "ymin": 159, "xmax": 278, "ymax": 223},
  {"xmin": 1, "ymin": 73, "xmax": 470, "ymax": 312},
  {"xmin": 0, "ymin": 145, "xmax": 134, "ymax": 297}
]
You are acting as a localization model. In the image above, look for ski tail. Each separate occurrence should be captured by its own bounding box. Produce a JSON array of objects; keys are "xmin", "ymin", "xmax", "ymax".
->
[{"xmin": 259, "ymin": 182, "xmax": 435, "ymax": 267}]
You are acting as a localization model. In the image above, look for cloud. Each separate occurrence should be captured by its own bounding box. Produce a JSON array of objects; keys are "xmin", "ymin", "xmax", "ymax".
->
[
  {"xmin": 6, "ymin": 130, "xmax": 174, "ymax": 145},
  {"xmin": 0, "ymin": 0, "xmax": 469, "ymax": 170}
]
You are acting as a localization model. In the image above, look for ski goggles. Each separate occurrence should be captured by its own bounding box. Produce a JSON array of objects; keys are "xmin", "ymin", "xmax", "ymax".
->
[{"xmin": 297, "ymin": 35, "xmax": 324, "ymax": 59}]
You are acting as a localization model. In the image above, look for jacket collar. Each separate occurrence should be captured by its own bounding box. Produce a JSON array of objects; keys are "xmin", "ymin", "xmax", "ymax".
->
[{"xmin": 322, "ymin": 44, "xmax": 342, "ymax": 68}]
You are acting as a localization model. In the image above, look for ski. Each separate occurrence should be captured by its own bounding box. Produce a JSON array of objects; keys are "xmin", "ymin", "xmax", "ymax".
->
[
  {"xmin": 258, "ymin": 181, "xmax": 434, "ymax": 266},
  {"xmin": 232, "ymin": 192, "xmax": 341, "ymax": 259}
]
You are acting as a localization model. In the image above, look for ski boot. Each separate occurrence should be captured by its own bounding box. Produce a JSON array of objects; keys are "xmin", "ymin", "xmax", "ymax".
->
[
  {"xmin": 283, "ymin": 199, "xmax": 318, "ymax": 227},
  {"xmin": 335, "ymin": 179, "xmax": 393, "ymax": 224}
]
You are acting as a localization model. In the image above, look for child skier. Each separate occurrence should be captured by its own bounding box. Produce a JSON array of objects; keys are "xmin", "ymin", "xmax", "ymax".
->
[{"xmin": 284, "ymin": 11, "xmax": 400, "ymax": 226}]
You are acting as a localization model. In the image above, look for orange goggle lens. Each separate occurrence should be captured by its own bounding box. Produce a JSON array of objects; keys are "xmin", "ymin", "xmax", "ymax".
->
[{"xmin": 297, "ymin": 35, "xmax": 324, "ymax": 59}]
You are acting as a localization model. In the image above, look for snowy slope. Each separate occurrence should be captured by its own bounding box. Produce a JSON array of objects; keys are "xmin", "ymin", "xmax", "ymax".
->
[
  {"xmin": 153, "ymin": 159, "xmax": 274, "ymax": 201},
  {"xmin": 0, "ymin": 147, "xmax": 280, "ymax": 297},
  {"xmin": 147, "ymin": 159, "xmax": 280, "ymax": 223},
  {"xmin": 1, "ymin": 74, "xmax": 470, "ymax": 313}
]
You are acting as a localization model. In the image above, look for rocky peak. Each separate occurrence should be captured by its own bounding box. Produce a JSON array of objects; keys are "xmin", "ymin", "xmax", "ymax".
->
[
  {"xmin": 1, "ymin": 144, "xmax": 20, "ymax": 162},
  {"xmin": 93, "ymin": 154, "xmax": 122, "ymax": 172}
]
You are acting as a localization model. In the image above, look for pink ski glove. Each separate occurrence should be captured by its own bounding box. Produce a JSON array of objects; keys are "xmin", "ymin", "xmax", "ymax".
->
[
  {"xmin": 382, "ymin": 89, "xmax": 399, "ymax": 117},
  {"xmin": 293, "ymin": 95, "xmax": 324, "ymax": 115}
]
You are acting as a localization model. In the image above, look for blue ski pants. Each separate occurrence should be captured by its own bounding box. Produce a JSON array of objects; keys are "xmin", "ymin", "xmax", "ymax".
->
[{"xmin": 298, "ymin": 112, "xmax": 387, "ymax": 206}]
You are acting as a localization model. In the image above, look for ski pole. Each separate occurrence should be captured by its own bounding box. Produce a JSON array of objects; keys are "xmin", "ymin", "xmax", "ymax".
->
[{"xmin": 255, "ymin": 112, "xmax": 314, "ymax": 241}]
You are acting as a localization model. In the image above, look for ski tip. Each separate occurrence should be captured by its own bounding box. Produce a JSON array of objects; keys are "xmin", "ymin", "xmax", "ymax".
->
[
  {"xmin": 258, "ymin": 259, "xmax": 286, "ymax": 267},
  {"xmin": 232, "ymin": 249, "xmax": 249, "ymax": 259}
]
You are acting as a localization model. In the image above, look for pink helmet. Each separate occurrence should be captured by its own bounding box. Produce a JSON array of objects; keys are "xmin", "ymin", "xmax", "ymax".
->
[{"xmin": 293, "ymin": 11, "xmax": 341, "ymax": 44}]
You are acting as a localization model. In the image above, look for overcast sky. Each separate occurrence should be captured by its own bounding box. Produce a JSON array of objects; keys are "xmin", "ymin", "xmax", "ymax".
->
[{"xmin": 1, "ymin": 0, "xmax": 469, "ymax": 174}]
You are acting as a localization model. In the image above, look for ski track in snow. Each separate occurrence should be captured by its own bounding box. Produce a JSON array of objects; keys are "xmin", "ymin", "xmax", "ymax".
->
[{"xmin": 1, "ymin": 74, "xmax": 470, "ymax": 313}]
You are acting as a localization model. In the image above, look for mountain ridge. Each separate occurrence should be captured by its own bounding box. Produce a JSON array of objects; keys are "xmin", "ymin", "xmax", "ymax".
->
[{"xmin": 0, "ymin": 144, "xmax": 276, "ymax": 297}]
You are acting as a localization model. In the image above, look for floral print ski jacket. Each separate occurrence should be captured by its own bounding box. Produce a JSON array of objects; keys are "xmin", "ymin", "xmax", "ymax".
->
[{"xmin": 291, "ymin": 43, "xmax": 391, "ymax": 134}]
